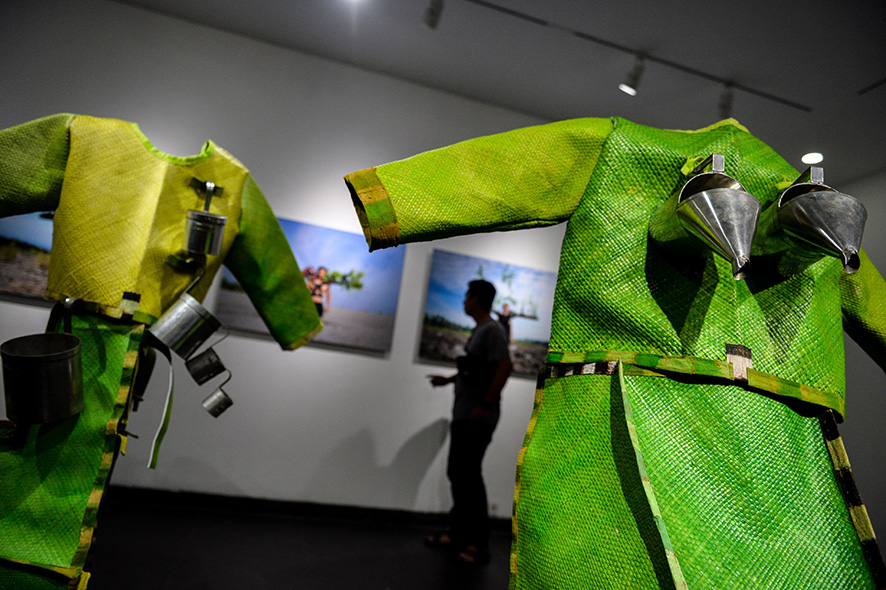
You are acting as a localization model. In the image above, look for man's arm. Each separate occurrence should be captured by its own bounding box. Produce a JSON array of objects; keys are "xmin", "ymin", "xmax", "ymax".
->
[
  {"xmin": 472, "ymin": 357, "xmax": 513, "ymax": 421},
  {"xmin": 428, "ymin": 374, "xmax": 457, "ymax": 387}
]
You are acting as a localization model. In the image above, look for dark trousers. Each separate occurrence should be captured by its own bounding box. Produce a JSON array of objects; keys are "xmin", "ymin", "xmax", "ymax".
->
[{"xmin": 447, "ymin": 420, "xmax": 495, "ymax": 550}]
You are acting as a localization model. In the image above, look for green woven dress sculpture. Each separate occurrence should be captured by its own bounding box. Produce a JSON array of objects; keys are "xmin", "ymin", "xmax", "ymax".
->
[{"xmin": 345, "ymin": 117, "xmax": 886, "ymax": 589}]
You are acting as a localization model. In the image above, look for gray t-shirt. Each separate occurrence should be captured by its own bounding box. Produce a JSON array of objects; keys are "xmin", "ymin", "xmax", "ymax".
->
[{"xmin": 453, "ymin": 319, "xmax": 510, "ymax": 425}]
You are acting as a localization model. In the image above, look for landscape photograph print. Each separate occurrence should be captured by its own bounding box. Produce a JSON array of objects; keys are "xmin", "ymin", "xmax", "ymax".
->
[
  {"xmin": 420, "ymin": 249, "xmax": 556, "ymax": 376},
  {"xmin": 0, "ymin": 211, "xmax": 53, "ymax": 302},
  {"xmin": 215, "ymin": 218, "xmax": 406, "ymax": 352}
]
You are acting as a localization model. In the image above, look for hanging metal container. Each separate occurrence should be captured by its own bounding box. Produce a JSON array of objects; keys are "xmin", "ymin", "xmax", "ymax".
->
[
  {"xmin": 1, "ymin": 333, "xmax": 84, "ymax": 424},
  {"xmin": 202, "ymin": 388, "xmax": 233, "ymax": 417},
  {"xmin": 148, "ymin": 293, "xmax": 223, "ymax": 360},
  {"xmin": 184, "ymin": 178, "xmax": 227, "ymax": 256},
  {"xmin": 185, "ymin": 210, "xmax": 227, "ymax": 256}
]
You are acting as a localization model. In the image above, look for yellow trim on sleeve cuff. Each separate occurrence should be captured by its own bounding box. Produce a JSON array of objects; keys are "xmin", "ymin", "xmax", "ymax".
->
[
  {"xmin": 282, "ymin": 320, "xmax": 324, "ymax": 351},
  {"xmin": 344, "ymin": 167, "xmax": 401, "ymax": 251}
]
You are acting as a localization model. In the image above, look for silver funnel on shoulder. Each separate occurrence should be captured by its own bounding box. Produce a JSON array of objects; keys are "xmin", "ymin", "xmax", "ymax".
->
[
  {"xmin": 756, "ymin": 166, "xmax": 866, "ymax": 274},
  {"xmin": 649, "ymin": 154, "xmax": 761, "ymax": 280}
]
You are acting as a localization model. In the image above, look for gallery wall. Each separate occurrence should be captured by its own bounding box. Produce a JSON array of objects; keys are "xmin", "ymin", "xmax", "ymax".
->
[
  {"xmin": 0, "ymin": 0, "xmax": 555, "ymax": 520},
  {"xmin": 0, "ymin": 0, "xmax": 883, "ymax": 535}
]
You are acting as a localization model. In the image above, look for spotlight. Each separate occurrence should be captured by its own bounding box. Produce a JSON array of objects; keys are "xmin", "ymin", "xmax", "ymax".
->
[
  {"xmin": 718, "ymin": 83, "xmax": 734, "ymax": 119},
  {"xmin": 424, "ymin": 0, "xmax": 444, "ymax": 30},
  {"xmin": 802, "ymin": 152, "xmax": 824, "ymax": 165},
  {"xmin": 619, "ymin": 54, "xmax": 645, "ymax": 96}
]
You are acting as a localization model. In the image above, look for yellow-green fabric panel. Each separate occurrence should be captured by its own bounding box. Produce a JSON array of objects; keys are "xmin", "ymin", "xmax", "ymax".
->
[
  {"xmin": 552, "ymin": 119, "xmax": 850, "ymax": 416},
  {"xmin": 370, "ymin": 118, "xmax": 613, "ymax": 244},
  {"xmin": 46, "ymin": 115, "xmax": 246, "ymax": 320},
  {"xmin": 224, "ymin": 175, "xmax": 322, "ymax": 349},
  {"xmin": 841, "ymin": 249, "xmax": 886, "ymax": 372},
  {"xmin": 1, "ymin": 113, "xmax": 320, "ymax": 349},
  {"xmin": 0, "ymin": 113, "xmax": 73, "ymax": 216}
]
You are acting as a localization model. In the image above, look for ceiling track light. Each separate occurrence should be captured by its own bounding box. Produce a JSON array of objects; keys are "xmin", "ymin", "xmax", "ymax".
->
[
  {"xmin": 459, "ymin": 0, "xmax": 811, "ymax": 113},
  {"xmin": 424, "ymin": 0, "xmax": 444, "ymax": 30},
  {"xmin": 718, "ymin": 82, "xmax": 734, "ymax": 119},
  {"xmin": 619, "ymin": 54, "xmax": 645, "ymax": 96}
]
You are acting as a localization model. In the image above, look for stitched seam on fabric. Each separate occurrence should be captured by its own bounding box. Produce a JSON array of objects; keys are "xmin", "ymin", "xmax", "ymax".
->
[
  {"xmin": 545, "ymin": 350, "xmax": 843, "ymax": 417},
  {"xmin": 71, "ymin": 323, "xmax": 143, "ymax": 572},
  {"xmin": 818, "ymin": 411, "xmax": 886, "ymax": 584}
]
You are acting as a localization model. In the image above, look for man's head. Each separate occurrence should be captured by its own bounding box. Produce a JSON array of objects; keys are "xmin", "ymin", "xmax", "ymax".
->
[{"xmin": 465, "ymin": 280, "xmax": 496, "ymax": 315}]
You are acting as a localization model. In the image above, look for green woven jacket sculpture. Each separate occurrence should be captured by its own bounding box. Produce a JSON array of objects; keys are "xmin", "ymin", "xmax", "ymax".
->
[
  {"xmin": 0, "ymin": 114, "xmax": 320, "ymax": 589},
  {"xmin": 345, "ymin": 117, "xmax": 886, "ymax": 589}
]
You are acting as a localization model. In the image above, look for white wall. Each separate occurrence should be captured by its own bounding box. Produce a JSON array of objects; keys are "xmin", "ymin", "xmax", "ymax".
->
[
  {"xmin": 0, "ymin": 0, "xmax": 554, "ymax": 518},
  {"xmin": 0, "ymin": 0, "xmax": 883, "ymax": 537}
]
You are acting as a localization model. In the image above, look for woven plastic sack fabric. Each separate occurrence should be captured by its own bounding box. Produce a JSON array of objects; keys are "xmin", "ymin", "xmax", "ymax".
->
[
  {"xmin": 345, "ymin": 117, "xmax": 885, "ymax": 588},
  {"xmin": 0, "ymin": 315, "xmax": 141, "ymax": 587},
  {"xmin": 0, "ymin": 114, "xmax": 322, "ymax": 348},
  {"xmin": 0, "ymin": 565, "xmax": 70, "ymax": 590}
]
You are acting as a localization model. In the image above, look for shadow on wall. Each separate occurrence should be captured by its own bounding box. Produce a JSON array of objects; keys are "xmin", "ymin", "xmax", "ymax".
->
[{"xmin": 305, "ymin": 418, "xmax": 450, "ymax": 509}]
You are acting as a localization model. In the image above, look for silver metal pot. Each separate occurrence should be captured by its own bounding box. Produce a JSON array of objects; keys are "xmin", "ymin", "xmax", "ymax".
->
[
  {"xmin": 1, "ymin": 333, "xmax": 84, "ymax": 424},
  {"xmin": 148, "ymin": 293, "xmax": 223, "ymax": 359},
  {"xmin": 184, "ymin": 210, "xmax": 227, "ymax": 256}
]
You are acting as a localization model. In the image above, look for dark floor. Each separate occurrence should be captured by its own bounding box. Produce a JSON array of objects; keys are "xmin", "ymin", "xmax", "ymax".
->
[{"xmin": 87, "ymin": 486, "xmax": 512, "ymax": 590}]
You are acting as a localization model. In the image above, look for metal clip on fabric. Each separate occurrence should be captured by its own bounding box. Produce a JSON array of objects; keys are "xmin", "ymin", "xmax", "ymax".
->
[
  {"xmin": 648, "ymin": 154, "xmax": 761, "ymax": 280},
  {"xmin": 754, "ymin": 166, "xmax": 867, "ymax": 275}
]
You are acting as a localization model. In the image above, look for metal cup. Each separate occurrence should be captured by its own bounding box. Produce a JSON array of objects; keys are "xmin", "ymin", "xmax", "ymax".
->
[
  {"xmin": 1, "ymin": 333, "xmax": 84, "ymax": 423},
  {"xmin": 148, "ymin": 293, "xmax": 222, "ymax": 359},
  {"xmin": 185, "ymin": 210, "xmax": 227, "ymax": 256},
  {"xmin": 185, "ymin": 347, "xmax": 226, "ymax": 385},
  {"xmin": 202, "ymin": 388, "xmax": 233, "ymax": 417}
]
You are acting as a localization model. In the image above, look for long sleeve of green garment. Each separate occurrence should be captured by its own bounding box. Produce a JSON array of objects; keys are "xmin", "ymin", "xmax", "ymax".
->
[
  {"xmin": 225, "ymin": 174, "xmax": 322, "ymax": 349},
  {"xmin": 842, "ymin": 249, "xmax": 886, "ymax": 370},
  {"xmin": 0, "ymin": 113, "xmax": 74, "ymax": 216},
  {"xmin": 345, "ymin": 117, "xmax": 613, "ymax": 250}
]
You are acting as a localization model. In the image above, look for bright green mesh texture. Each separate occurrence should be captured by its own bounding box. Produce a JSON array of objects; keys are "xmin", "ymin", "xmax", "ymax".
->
[
  {"xmin": 0, "ymin": 315, "xmax": 136, "ymax": 575},
  {"xmin": 0, "ymin": 113, "xmax": 72, "ymax": 217},
  {"xmin": 376, "ymin": 117, "xmax": 613, "ymax": 241},
  {"xmin": 0, "ymin": 566, "xmax": 69, "ymax": 590},
  {"xmin": 513, "ymin": 375, "xmax": 669, "ymax": 589},
  {"xmin": 551, "ymin": 118, "xmax": 848, "ymax": 406},
  {"xmin": 628, "ymin": 376, "xmax": 872, "ymax": 589},
  {"xmin": 514, "ymin": 373, "xmax": 874, "ymax": 589},
  {"xmin": 224, "ymin": 175, "xmax": 322, "ymax": 349}
]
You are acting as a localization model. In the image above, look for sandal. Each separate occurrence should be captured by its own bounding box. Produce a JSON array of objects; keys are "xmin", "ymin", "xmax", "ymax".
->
[
  {"xmin": 456, "ymin": 545, "xmax": 491, "ymax": 567},
  {"xmin": 424, "ymin": 530, "xmax": 454, "ymax": 548}
]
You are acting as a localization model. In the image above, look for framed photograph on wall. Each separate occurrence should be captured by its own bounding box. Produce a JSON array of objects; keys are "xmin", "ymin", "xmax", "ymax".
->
[
  {"xmin": 420, "ymin": 249, "xmax": 556, "ymax": 377},
  {"xmin": 0, "ymin": 212, "xmax": 53, "ymax": 302},
  {"xmin": 215, "ymin": 218, "xmax": 406, "ymax": 352}
]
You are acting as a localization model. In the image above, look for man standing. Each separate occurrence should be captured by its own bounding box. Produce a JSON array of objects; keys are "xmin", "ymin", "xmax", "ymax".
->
[{"xmin": 427, "ymin": 279, "xmax": 513, "ymax": 565}]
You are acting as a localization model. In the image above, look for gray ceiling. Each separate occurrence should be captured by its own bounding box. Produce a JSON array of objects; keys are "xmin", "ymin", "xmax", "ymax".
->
[{"xmin": 115, "ymin": 0, "xmax": 885, "ymax": 187}]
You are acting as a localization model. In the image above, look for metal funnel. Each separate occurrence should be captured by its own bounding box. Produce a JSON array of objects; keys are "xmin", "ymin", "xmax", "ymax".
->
[
  {"xmin": 649, "ymin": 154, "xmax": 761, "ymax": 280},
  {"xmin": 775, "ymin": 167, "xmax": 867, "ymax": 274},
  {"xmin": 677, "ymin": 187, "xmax": 760, "ymax": 280}
]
